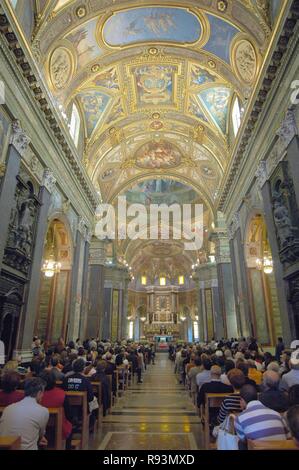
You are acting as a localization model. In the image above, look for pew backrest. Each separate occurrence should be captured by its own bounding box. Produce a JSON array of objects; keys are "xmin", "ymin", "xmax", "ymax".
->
[{"xmin": 247, "ymin": 439, "xmax": 298, "ymax": 450}]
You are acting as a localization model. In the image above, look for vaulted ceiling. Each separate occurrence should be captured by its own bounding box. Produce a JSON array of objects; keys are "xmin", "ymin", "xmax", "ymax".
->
[
  {"xmin": 31, "ymin": 0, "xmax": 279, "ymax": 205},
  {"xmin": 7, "ymin": 0, "xmax": 284, "ymax": 279}
]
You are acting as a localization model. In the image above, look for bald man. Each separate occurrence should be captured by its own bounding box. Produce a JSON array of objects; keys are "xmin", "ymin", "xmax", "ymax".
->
[{"xmin": 259, "ymin": 370, "xmax": 289, "ymax": 412}]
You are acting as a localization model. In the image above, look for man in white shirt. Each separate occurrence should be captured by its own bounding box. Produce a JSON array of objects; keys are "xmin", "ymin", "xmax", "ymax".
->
[
  {"xmin": 0, "ymin": 377, "xmax": 49, "ymax": 450},
  {"xmin": 196, "ymin": 358, "xmax": 212, "ymax": 391}
]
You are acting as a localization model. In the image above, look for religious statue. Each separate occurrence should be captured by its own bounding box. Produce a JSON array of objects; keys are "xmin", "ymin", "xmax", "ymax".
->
[
  {"xmin": 17, "ymin": 197, "xmax": 36, "ymax": 255},
  {"xmin": 273, "ymin": 198, "xmax": 295, "ymax": 248}
]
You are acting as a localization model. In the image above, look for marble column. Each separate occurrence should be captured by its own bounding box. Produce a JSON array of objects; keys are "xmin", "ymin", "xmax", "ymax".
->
[
  {"xmin": 79, "ymin": 239, "xmax": 90, "ymax": 341},
  {"xmin": 86, "ymin": 237, "xmax": 106, "ymax": 339},
  {"xmin": 103, "ymin": 285, "xmax": 112, "ymax": 340},
  {"xmin": 0, "ymin": 121, "xmax": 30, "ymax": 270},
  {"xmin": 210, "ymin": 229, "xmax": 238, "ymax": 339},
  {"xmin": 14, "ymin": 169, "xmax": 56, "ymax": 361},
  {"xmin": 228, "ymin": 219, "xmax": 252, "ymax": 338},
  {"xmin": 67, "ymin": 219, "xmax": 91, "ymax": 342},
  {"xmin": 120, "ymin": 279, "xmax": 130, "ymax": 339}
]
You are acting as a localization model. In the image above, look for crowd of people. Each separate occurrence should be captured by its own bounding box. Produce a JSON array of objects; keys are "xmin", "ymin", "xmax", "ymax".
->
[
  {"xmin": 0, "ymin": 337, "xmax": 155, "ymax": 450},
  {"xmin": 1, "ymin": 334, "xmax": 299, "ymax": 451},
  {"xmin": 170, "ymin": 336, "xmax": 299, "ymax": 449}
]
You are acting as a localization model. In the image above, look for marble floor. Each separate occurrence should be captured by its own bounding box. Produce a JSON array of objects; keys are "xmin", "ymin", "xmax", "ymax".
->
[{"xmin": 90, "ymin": 353, "xmax": 204, "ymax": 450}]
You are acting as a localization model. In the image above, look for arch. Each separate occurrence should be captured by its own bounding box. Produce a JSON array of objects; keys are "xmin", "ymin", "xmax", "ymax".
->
[
  {"xmin": 244, "ymin": 213, "xmax": 283, "ymax": 347},
  {"xmin": 108, "ymin": 173, "xmax": 217, "ymax": 220},
  {"xmin": 35, "ymin": 217, "xmax": 74, "ymax": 343}
]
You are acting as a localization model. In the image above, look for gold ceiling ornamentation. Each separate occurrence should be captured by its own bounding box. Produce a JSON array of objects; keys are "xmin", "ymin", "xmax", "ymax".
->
[
  {"xmin": 76, "ymin": 6, "xmax": 87, "ymax": 19},
  {"xmin": 207, "ymin": 60, "xmax": 216, "ymax": 69},
  {"xmin": 91, "ymin": 64, "xmax": 101, "ymax": 73},
  {"xmin": 217, "ymin": 1, "xmax": 228, "ymax": 13}
]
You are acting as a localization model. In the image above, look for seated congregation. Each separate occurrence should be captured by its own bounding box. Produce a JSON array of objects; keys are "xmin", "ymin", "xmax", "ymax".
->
[
  {"xmin": 171, "ymin": 337, "xmax": 299, "ymax": 450},
  {"xmin": 0, "ymin": 338, "xmax": 153, "ymax": 450}
]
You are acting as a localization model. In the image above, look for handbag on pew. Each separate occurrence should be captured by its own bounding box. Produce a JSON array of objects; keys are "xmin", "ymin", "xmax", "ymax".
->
[
  {"xmin": 89, "ymin": 396, "xmax": 99, "ymax": 413},
  {"xmin": 216, "ymin": 414, "xmax": 239, "ymax": 450}
]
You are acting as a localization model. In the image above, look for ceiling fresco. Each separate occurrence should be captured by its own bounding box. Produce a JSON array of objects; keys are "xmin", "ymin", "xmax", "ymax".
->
[
  {"xmin": 102, "ymin": 7, "xmax": 202, "ymax": 47},
  {"xmin": 6, "ymin": 0, "xmax": 286, "ymax": 276}
]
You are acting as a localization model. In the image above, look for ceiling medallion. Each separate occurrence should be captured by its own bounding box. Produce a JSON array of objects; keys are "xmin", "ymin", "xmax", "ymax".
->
[
  {"xmin": 152, "ymin": 112, "xmax": 161, "ymax": 120},
  {"xmin": 109, "ymin": 127, "xmax": 116, "ymax": 135},
  {"xmin": 148, "ymin": 47, "xmax": 158, "ymax": 56},
  {"xmin": 91, "ymin": 64, "xmax": 100, "ymax": 73},
  {"xmin": 233, "ymin": 39, "xmax": 257, "ymax": 84},
  {"xmin": 207, "ymin": 60, "xmax": 216, "ymax": 69},
  {"xmin": 150, "ymin": 121, "xmax": 164, "ymax": 131},
  {"xmin": 76, "ymin": 6, "xmax": 87, "ymax": 19},
  {"xmin": 217, "ymin": 0, "xmax": 228, "ymax": 12}
]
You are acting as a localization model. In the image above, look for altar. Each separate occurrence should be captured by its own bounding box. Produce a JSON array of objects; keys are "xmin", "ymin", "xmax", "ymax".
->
[{"xmin": 154, "ymin": 335, "xmax": 173, "ymax": 352}]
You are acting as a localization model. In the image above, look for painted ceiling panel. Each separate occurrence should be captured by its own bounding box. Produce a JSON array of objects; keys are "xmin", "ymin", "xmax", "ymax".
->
[
  {"xmin": 103, "ymin": 7, "xmax": 202, "ymax": 47},
  {"xmin": 203, "ymin": 14, "xmax": 240, "ymax": 65},
  {"xmin": 65, "ymin": 18, "xmax": 103, "ymax": 71},
  {"xmin": 198, "ymin": 86, "xmax": 231, "ymax": 134},
  {"xmin": 190, "ymin": 65, "xmax": 217, "ymax": 87},
  {"xmin": 132, "ymin": 64, "xmax": 176, "ymax": 107},
  {"xmin": 77, "ymin": 90, "xmax": 111, "ymax": 138}
]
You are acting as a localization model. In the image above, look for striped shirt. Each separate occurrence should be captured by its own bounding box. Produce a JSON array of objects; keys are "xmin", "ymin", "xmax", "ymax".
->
[
  {"xmin": 235, "ymin": 400, "xmax": 288, "ymax": 441},
  {"xmin": 217, "ymin": 393, "xmax": 242, "ymax": 424}
]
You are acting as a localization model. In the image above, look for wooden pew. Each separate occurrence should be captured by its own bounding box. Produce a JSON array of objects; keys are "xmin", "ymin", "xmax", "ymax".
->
[
  {"xmin": 116, "ymin": 367, "xmax": 128, "ymax": 396},
  {"xmin": 204, "ymin": 393, "xmax": 233, "ymax": 450},
  {"xmin": 106, "ymin": 375, "xmax": 114, "ymax": 410},
  {"xmin": 65, "ymin": 391, "xmax": 89, "ymax": 450},
  {"xmin": 45, "ymin": 407, "xmax": 64, "ymax": 450},
  {"xmin": 0, "ymin": 436, "xmax": 21, "ymax": 450},
  {"xmin": 0, "ymin": 405, "xmax": 63, "ymax": 450},
  {"xmin": 91, "ymin": 382, "xmax": 103, "ymax": 430},
  {"xmin": 113, "ymin": 370, "xmax": 120, "ymax": 398},
  {"xmin": 248, "ymin": 439, "xmax": 298, "ymax": 450}
]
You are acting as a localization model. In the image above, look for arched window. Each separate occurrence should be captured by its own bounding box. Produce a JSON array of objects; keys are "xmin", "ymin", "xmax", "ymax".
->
[
  {"xmin": 232, "ymin": 97, "xmax": 241, "ymax": 137},
  {"xmin": 69, "ymin": 103, "xmax": 80, "ymax": 147}
]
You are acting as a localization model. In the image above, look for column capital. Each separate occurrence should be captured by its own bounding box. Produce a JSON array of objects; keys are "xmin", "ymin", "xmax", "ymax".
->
[
  {"xmin": 255, "ymin": 160, "xmax": 268, "ymax": 189},
  {"xmin": 42, "ymin": 168, "xmax": 56, "ymax": 193},
  {"xmin": 10, "ymin": 120, "xmax": 31, "ymax": 156},
  {"xmin": 227, "ymin": 212, "xmax": 240, "ymax": 240},
  {"xmin": 78, "ymin": 216, "xmax": 92, "ymax": 240},
  {"xmin": 89, "ymin": 237, "xmax": 106, "ymax": 265}
]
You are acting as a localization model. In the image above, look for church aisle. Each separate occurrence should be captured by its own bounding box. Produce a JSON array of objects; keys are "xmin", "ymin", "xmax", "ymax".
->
[{"xmin": 91, "ymin": 353, "xmax": 203, "ymax": 450}]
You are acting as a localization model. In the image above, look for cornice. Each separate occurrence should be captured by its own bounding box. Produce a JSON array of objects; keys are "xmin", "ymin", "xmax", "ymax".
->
[
  {"xmin": 219, "ymin": 0, "xmax": 299, "ymax": 211},
  {"xmin": 0, "ymin": 8, "xmax": 99, "ymax": 211}
]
